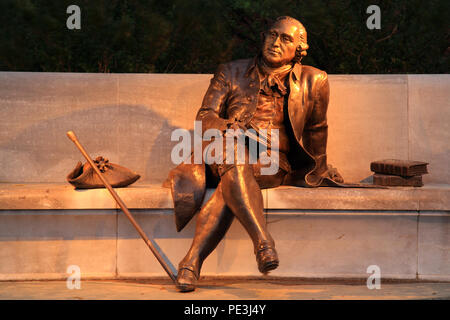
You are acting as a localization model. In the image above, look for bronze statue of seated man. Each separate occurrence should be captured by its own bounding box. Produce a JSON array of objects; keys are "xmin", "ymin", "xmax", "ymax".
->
[{"xmin": 165, "ymin": 16, "xmax": 343, "ymax": 292}]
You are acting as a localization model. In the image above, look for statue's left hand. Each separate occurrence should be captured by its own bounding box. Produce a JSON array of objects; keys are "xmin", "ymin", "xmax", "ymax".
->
[{"xmin": 323, "ymin": 164, "xmax": 344, "ymax": 183}]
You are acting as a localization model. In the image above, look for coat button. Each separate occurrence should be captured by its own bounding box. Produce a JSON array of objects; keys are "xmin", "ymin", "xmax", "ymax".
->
[
  {"xmin": 249, "ymin": 81, "xmax": 255, "ymax": 88},
  {"xmin": 247, "ymin": 96, "xmax": 253, "ymax": 101}
]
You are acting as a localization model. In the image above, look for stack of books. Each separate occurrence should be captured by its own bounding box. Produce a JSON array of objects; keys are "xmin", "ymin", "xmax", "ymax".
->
[{"xmin": 370, "ymin": 159, "xmax": 429, "ymax": 187}]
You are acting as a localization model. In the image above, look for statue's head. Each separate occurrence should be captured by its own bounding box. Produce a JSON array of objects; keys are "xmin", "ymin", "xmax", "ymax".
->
[{"xmin": 261, "ymin": 16, "xmax": 309, "ymax": 67}]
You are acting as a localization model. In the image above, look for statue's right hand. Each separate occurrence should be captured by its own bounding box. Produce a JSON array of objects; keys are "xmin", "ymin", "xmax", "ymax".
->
[{"xmin": 226, "ymin": 117, "xmax": 247, "ymax": 132}]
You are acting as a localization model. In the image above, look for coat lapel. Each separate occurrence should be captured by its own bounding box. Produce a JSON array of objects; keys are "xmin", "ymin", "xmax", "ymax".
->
[{"xmin": 288, "ymin": 63, "xmax": 306, "ymax": 144}]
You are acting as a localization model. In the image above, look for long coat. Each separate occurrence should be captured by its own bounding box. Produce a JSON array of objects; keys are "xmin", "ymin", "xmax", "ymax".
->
[{"xmin": 165, "ymin": 57, "xmax": 340, "ymax": 232}]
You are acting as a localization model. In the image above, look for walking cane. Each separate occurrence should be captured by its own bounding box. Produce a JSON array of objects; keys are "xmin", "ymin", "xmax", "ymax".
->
[{"xmin": 66, "ymin": 130, "xmax": 177, "ymax": 283}]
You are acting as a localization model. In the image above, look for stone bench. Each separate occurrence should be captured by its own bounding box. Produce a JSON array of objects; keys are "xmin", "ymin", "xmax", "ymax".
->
[
  {"xmin": 0, "ymin": 72, "xmax": 448, "ymax": 281},
  {"xmin": 0, "ymin": 183, "xmax": 448, "ymax": 281}
]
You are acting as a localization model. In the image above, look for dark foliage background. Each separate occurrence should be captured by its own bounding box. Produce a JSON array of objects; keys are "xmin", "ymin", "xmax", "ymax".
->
[{"xmin": 0, "ymin": 0, "xmax": 448, "ymax": 73}]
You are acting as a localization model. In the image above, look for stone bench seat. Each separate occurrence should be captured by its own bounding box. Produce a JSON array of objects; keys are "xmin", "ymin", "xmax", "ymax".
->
[
  {"xmin": 0, "ymin": 183, "xmax": 449, "ymax": 211},
  {"xmin": 0, "ymin": 183, "xmax": 448, "ymax": 281}
]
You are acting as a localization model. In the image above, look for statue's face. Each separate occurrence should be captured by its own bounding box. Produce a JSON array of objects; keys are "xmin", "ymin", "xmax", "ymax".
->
[{"xmin": 262, "ymin": 20, "xmax": 301, "ymax": 67}]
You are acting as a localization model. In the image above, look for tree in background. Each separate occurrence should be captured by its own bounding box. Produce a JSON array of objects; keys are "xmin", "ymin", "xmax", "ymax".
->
[{"xmin": 0, "ymin": 0, "xmax": 448, "ymax": 73}]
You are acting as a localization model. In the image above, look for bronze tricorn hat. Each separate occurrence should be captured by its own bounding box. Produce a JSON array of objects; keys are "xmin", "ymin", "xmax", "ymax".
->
[{"xmin": 67, "ymin": 156, "xmax": 140, "ymax": 189}]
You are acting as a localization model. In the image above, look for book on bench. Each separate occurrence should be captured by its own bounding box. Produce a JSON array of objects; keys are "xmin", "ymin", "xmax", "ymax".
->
[
  {"xmin": 370, "ymin": 159, "xmax": 428, "ymax": 177},
  {"xmin": 373, "ymin": 173, "xmax": 423, "ymax": 187}
]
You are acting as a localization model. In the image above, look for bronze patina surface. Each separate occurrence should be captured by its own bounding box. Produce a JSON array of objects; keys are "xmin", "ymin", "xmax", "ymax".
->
[
  {"xmin": 67, "ymin": 156, "xmax": 141, "ymax": 189},
  {"xmin": 166, "ymin": 16, "xmax": 344, "ymax": 292}
]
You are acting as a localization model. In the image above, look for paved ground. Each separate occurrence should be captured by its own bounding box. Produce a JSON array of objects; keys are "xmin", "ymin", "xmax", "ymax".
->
[{"xmin": 0, "ymin": 279, "xmax": 449, "ymax": 300}]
